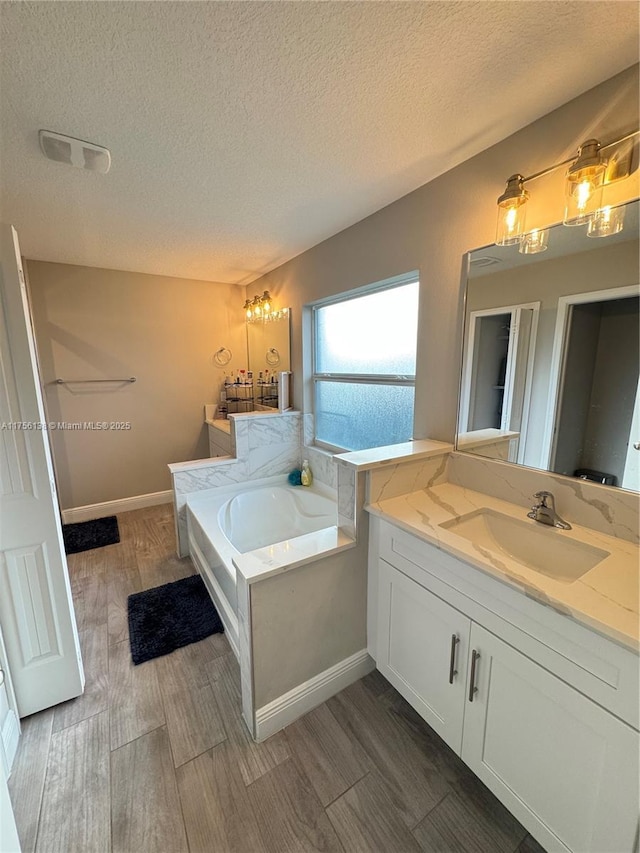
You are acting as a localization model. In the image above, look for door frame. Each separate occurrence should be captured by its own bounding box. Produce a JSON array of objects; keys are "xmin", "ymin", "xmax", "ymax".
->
[
  {"xmin": 621, "ymin": 374, "xmax": 640, "ymax": 491},
  {"xmin": 542, "ymin": 284, "xmax": 640, "ymax": 470},
  {"xmin": 459, "ymin": 302, "xmax": 539, "ymax": 463}
]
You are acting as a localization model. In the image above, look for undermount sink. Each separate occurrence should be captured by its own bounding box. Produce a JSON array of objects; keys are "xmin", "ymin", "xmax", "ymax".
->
[{"xmin": 439, "ymin": 509, "xmax": 610, "ymax": 583}]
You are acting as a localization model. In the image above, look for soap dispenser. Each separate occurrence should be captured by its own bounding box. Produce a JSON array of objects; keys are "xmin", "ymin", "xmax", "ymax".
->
[{"xmin": 301, "ymin": 459, "xmax": 313, "ymax": 487}]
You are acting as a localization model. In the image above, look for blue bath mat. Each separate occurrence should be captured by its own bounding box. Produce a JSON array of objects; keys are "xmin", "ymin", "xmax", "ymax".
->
[{"xmin": 128, "ymin": 574, "xmax": 223, "ymax": 665}]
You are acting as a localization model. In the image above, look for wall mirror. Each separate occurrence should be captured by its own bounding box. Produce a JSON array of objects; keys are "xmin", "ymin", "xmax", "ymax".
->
[
  {"xmin": 458, "ymin": 198, "xmax": 639, "ymax": 493},
  {"xmin": 246, "ymin": 310, "xmax": 291, "ymax": 373}
]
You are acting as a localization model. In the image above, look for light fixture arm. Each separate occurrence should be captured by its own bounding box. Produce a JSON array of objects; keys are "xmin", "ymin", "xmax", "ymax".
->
[{"xmin": 513, "ymin": 128, "xmax": 639, "ymax": 188}]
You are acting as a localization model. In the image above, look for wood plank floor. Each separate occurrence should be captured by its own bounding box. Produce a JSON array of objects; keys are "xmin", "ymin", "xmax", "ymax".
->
[{"xmin": 8, "ymin": 503, "xmax": 547, "ymax": 853}]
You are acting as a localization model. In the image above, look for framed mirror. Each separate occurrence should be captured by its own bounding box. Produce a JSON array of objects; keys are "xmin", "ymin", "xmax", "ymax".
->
[
  {"xmin": 458, "ymin": 199, "xmax": 639, "ymax": 492},
  {"xmin": 246, "ymin": 309, "xmax": 291, "ymax": 374}
]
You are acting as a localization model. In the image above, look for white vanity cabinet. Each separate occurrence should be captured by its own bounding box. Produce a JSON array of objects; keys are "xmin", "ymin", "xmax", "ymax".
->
[
  {"xmin": 378, "ymin": 559, "xmax": 471, "ymax": 751},
  {"xmin": 207, "ymin": 422, "xmax": 232, "ymax": 458},
  {"xmin": 372, "ymin": 517, "xmax": 639, "ymax": 853}
]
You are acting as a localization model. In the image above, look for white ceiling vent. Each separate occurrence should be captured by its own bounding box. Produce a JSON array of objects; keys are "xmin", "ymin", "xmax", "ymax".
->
[
  {"xmin": 39, "ymin": 130, "xmax": 111, "ymax": 173},
  {"xmin": 469, "ymin": 256, "xmax": 501, "ymax": 268}
]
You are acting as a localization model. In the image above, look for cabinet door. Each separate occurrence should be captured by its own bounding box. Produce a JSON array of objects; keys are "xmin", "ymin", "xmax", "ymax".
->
[
  {"xmin": 377, "ymin": 559, "xmax": 470, "ymax": 753},
  {"xmin": 462, "ymin": 623, "xmax": 640, "ymax": 853}
]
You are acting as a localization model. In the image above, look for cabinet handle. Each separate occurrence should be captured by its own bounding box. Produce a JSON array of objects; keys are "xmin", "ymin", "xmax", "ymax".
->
[
  {"xmin": 468, "ymin": 649, "xmax": 480, "ymax": 702},
  {"xmin": 448, "ymin": 634, "xmax": 459, "ymax": 684}
]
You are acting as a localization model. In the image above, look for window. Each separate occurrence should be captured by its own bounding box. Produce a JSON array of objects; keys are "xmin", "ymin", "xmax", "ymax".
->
[{"xmin": 312, "ymin": 276, "xmax": 419, "ymax": 451}]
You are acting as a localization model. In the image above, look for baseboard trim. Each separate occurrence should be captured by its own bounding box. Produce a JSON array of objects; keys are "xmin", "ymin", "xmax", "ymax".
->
[
  {"xmin": 61, "ymin": 490, "xmax": 173, "ymax": 524},
  {"xmin": 1, "ymin": 709, "xmax": 20, "ymax": 773},
  {"xmin": 254, "ymin": 649, "xmax": 374, "ymax": 741}
]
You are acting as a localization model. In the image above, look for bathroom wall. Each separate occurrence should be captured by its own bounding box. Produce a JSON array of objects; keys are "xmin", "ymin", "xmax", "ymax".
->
[
  {"xmin": 27, "ymin": 261, "xmax": 246, "ymax": 509},
  {"xmin": 246, "ymin": 65, "xmax": 639, "ymax": 443}
]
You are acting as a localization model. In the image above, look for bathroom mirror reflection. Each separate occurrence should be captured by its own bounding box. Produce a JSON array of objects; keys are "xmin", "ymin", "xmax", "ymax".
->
[
  {"xmin": 458, "ymin": 198, "xmax": 639, "ymax": 493},
  {"xmin": 246, "ymin": 310, "xmax": 291, "ymax": 376}
]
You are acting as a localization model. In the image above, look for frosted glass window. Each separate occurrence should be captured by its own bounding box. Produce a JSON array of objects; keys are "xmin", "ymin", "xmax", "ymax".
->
[
  {"xmin": 313, "ymin": 277, "xmax": 419, "ymax": 451},
  {"xmin": 315, "ymin": 282, "xmax": 419, "ymax": 375},
  {"xmin": 316, "ymin": 382, "xmax": 415, "ymax": 451}
]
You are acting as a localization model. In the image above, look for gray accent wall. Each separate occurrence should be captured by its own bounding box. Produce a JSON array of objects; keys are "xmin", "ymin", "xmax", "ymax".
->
[{"xmin": 245, "ymin": 66, "xmax": 639, "ymax": 446}]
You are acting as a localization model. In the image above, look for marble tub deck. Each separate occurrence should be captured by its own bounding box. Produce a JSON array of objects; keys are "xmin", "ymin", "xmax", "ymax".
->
[{"xmin": 367, "ymin": 482, "xmax": 639, "ymax": 652}]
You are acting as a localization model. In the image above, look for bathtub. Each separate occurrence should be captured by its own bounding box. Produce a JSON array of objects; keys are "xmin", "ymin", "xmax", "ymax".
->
[{"xmin": 186, "ymin": 476, "xmax": 338, "ymax": 656}]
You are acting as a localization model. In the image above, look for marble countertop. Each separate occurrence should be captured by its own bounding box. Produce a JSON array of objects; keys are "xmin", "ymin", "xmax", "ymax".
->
[
  {"xmin": 233, "ymin": 525, "xmax": 355, "ymax": 583},
  {"xmin": 367, "ymin": 482, "xmax": 639, "ymax": 652},
  {"xmin": 457, "ymin": 429, "xmax": 519, "ymax": 449},
  {"xmin": 337, "ymin": 439, "xmax": 453, "ymax": 471}
]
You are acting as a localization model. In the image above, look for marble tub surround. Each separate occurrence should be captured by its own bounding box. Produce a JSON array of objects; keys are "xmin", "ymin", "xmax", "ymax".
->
[
  {"xmin": 170, "ymin": 411, "xmax": 304, "ymax": 555},
  {"xmin": 367, "ymin": 482, "xmax": 639, "ymax": 651},
  {"xmin": 337, "ymin": 462, "xmax": 358, "ymax": 539},
  {"xmin": 303, "ymin": 411, "xmax": 315, "ymax": 447},
  {"xmin": 449, "ymin": 452, "xmax": 639, "ymax": 545},
  {"xmin": 302, "ymin": 444, "xmax": 337, "ymax": 489},
  {"xmin": 233, "ymin": 525, "xmax": 355, "ymax": 582}
]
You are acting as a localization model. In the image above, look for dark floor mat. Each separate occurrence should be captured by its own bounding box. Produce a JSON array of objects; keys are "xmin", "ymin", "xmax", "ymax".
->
[
  {"xmin": 127, "ymin": 574, "xmax": 223, "ymax": 665},
  {"xmin": 62, "ymin": 515, "xmax": 120, "ymax": 554}
]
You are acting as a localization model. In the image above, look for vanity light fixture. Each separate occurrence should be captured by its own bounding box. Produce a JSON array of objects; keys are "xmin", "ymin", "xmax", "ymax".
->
[
  {"xmin": 495, "ymin": 129, "xmax": 638, "ymax": 247},
  {"xmin": 244, "ymin": 290, "xmax": 281, "ymax": 323}
]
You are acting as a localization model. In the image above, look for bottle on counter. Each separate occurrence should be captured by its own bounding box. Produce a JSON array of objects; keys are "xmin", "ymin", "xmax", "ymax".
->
[
  {"xmin": 301, "ymin": 459, "xmax": 313, "ymax": 487},
  {"xmin": 219, "ymin": 377, "xmax": 227, "ymax": 418}
]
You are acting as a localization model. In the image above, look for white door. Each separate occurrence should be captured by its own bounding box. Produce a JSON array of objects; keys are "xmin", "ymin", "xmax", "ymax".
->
[
  {"xmin": 0, "ymin": 623, "xmax": 20, "ymax": 774},
  {"xmin": 461, "ymin": 624, "xmax": 640, "ymax": 853},
  {"xmin": 0, "ymin": 753, "xmax": 21, "ymax": 853},
  {"xmin": 0, "ymin": 224, "xmax": 84, "ymax": 716},
  {"xmin": 377, "ymin": 559, "xmax": 470, "ymax": 753},
  {"xmin": 622, "ymin": 376, "xmax": 640, "ymax": 491}
]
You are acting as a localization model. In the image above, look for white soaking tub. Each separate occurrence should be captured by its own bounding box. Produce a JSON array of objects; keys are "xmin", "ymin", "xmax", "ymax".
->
[{"xmin": 186, "ymin": 476, "xmax": 337, "ymax": 656}]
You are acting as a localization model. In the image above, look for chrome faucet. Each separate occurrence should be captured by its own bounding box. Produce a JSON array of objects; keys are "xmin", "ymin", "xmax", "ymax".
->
[{"xmin": 527, "ymin": 491, "xmax": 572, "ymax": 530}]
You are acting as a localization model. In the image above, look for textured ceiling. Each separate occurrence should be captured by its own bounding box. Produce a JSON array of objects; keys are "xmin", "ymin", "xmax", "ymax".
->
[{"xmin": 1, "ymin": 1, "xmax": 638, "ymax": 285}]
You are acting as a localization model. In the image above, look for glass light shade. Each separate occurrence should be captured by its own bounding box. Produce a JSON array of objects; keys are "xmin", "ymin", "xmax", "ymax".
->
[
  {"xmin": 243, "ymin": 299, "xmax": 253, "ymax": 321},
  {"xmin": 519, "ymin": 228, "xmax": 549, "ymax": 254},
  {"xmin": 587, "ymin": 205, "xmax": 625, "ymax": 238},
  {"xmin": 496, "ymin": 202, "xmax": 527, "ymax": 246},
  {"xmin": 496, "ymin": 175, "xmax": 528, "ymax": 246},
  {"xmin": 563, "ymin": 173, "xmax": 604, "ymax": 225},
  {"xmin": 563, "ymin": 140, "xmax": 606, "ymax": 226}
]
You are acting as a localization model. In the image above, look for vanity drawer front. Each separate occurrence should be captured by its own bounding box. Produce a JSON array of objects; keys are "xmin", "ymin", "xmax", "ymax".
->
[{"xmin": 378, "ymin": 520, "xmax": 639, "ymax": 729}]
